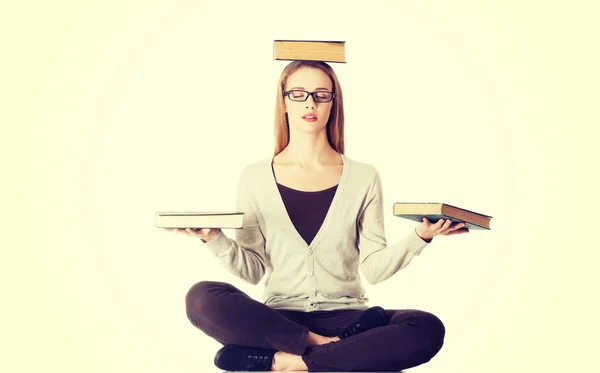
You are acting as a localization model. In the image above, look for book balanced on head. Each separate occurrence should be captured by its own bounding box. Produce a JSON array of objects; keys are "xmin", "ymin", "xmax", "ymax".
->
[
  {"xmin": 155, "ymin": 211, "xmax": 244, "ymax": 229},
  {"xmin": 393, "ymin": 202, "xmax": 492, "ymax": 230},
  {"xmin": 273, "ymin": 40, "xmax": 346, "ymax": 63}
]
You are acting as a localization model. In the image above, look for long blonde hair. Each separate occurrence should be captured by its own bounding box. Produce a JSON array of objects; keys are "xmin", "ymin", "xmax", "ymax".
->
[{"xmin": 273, "ymin": 61, "xmax": 345, "ymax": 156}]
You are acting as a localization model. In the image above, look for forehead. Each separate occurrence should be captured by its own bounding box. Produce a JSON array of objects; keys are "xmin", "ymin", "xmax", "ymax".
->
[{"xmin": 286, "ymin": 67, "xmax": 332, "ymax": 90}]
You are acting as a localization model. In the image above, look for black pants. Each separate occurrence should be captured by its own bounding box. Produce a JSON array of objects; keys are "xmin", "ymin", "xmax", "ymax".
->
[{"xmin": 185, "ymin": 281, "xmax": 445, "ymax": 372}]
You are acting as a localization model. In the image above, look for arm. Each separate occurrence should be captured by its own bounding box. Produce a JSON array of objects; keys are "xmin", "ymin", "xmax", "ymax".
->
[
  {"xmin": 203, "ymin": 170, "xmax": 267, "ymax": 285},
  {"xmin": 358, "ymin": 169, "xmax": 430, "ymax": 285}
]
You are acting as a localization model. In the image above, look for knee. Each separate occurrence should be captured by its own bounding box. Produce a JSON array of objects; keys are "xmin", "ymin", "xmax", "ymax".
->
[
  {"xmin": 185, "ymin": 281, "xmax": 229, "ymax": 319},
  {"xmin": 417, "ymin": 311, "xmax": 445, "ymax": 355},
  {"xmin": 391, "ymin": 310, "xmax": 446, "ymax": 358}
]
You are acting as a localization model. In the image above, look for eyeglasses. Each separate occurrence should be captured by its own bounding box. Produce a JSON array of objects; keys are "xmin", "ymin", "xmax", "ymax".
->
[{"xmin": 284, "ymin": 90, "xmax": 335, "ymax": 103}]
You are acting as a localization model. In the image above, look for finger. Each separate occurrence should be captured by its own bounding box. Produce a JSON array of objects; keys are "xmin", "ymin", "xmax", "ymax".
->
[
  {"xmin": 187, "ymin": 228, "xmax": 208, "ymax": 237},
  {"xmin": 442, "ymin": 221, "xmax": 461, "ymax": 232},
  {"xmin": 446, "ymin": 228, "xmax": 469, "ymax": 235},
  {"xmin": 185, "ymin": 228, "xmax": 197, "ymax": 235},
  {"xmin": 440, "ymin": 219, "xmax": 453, "ymax": 231},
  {"xmin": 449, "ymin": 222, "xmax": 466, "ymax": 231},
  {"xmin": 425, "ymin": 219, "xmax": 444, "ymax": 237},
  {"xmin": 433, "ymin": 219, "xmax": 446, "ymax": 230}
]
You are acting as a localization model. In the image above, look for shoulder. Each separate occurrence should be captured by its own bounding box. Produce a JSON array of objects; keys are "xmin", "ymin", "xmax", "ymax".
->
[
  {"xmin": 343, "ymin": 154, "xmax": 380, "ymax": 181},
  {"xmin": 239, "ymin": 156, "xmax": 272, "ymax": 183}
]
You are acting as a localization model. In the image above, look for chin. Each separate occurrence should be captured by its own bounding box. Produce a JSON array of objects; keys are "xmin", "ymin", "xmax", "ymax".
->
[
  {"xmin": 296, "ymin": 125, "xmax": 326, "ymax": 134},
  {"xmin": 292, "ymin": 120, "xmax": 326, "ymax": 129}
]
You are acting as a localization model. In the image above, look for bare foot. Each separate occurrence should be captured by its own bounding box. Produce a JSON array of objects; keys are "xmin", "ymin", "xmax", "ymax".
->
[
  {"xmin": 306, "ymin": 331, "xmax": 340, "ymax": 346},
  {"xmin": 271, "ymin": 351, "xmax": 308, "ymax": 371}
]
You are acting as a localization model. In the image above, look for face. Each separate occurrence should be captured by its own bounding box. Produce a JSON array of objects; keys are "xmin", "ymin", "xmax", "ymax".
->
[{"xmin": 283, "ymin": 67, "xmax": 334, "ymax": 133}]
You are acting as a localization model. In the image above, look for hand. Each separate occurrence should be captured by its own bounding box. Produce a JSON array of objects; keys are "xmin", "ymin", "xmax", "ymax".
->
[
  {"xmin": 163, "ymin": 228, "xmax": 221, "ymax": 243},
  {"xmin": 415, "ymin": 218, "xmax": 469, "ymax": 242}
]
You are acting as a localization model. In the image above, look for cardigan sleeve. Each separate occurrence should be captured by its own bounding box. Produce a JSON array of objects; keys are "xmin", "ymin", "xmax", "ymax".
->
[
  {"xmin": 203, "ymin": 169, "xmax": 267, "ymax": 285},
  {"xmin": 357, "ymin": 167, "xmax": 430, "ymax": 285}
]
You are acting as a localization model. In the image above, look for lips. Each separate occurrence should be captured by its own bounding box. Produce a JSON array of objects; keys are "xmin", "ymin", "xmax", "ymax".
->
[{"xmin": 302, "ymin": 113, "xmax": 318, "ymax": 120}]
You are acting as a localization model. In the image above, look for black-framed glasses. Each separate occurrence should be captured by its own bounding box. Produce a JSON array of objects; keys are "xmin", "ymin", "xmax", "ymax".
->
[{"xmin": 284, "ymin": 90, "xmax": 335, "ymax": 103}]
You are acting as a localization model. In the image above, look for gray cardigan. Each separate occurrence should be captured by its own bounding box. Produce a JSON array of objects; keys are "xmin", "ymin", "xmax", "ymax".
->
[{"xmin": 205, "ymin": 153, "xmax": 430, "ymax": 311}]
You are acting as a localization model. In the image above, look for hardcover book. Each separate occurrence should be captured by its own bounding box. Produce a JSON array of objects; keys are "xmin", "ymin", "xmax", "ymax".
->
[
  {"xmin": 155, "ymin": 211, "xmax": 244, "ymax": 229},
  {"xmin": 393, "ymin": 203, "xmax": 492, "ymax": 230},
  {"xmin": 273, "ymin": 40, "xmax": 346, "ymax": 63}
]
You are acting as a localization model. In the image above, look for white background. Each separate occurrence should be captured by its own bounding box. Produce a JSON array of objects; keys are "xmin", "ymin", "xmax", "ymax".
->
[{"xmin": 2, "ymin": 1, "xmax": 599, "ymax": 372}]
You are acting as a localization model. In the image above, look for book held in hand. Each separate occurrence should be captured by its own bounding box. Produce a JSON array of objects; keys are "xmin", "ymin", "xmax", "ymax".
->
[
  {"xmin": 393, "ymin": 203, "xmax": 492, "ymax": 230},
  {"xmin": 155, "ymin": 211, "xmax": 244, "ymax": 229}
]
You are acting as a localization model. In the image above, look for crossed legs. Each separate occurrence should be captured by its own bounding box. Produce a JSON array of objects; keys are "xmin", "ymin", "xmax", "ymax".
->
[{"xmin": 185, "ymin": 281, "xmax": 445, "ymax": 371}]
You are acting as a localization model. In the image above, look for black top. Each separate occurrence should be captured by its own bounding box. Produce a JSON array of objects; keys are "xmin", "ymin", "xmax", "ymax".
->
[{"xmin": 272, "ymin": 163, "xmax": 337, "ymax": 246}]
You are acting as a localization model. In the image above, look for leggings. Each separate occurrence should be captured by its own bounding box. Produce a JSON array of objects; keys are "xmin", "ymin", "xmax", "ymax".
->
[{"xmin": 185, "ymin": 281, "xmax": 445, "ymax": 372}]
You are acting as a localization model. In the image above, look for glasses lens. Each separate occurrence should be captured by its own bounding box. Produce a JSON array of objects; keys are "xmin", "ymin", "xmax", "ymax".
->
[
  {"xmin": 288, "ymin": 90, "xmax": 308, "ymax": 101},
  {"xmin": 314, "ymin": 92, "xmax": 333, "ymax": 102}
]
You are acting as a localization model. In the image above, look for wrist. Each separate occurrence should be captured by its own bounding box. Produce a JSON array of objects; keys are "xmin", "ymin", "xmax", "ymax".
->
[
  {"xmin": 202, "ymin": 229, "xmax": 222, "ymax": 243},
  {"xmin": 415, "ymin": 228, "xmax": 432, "ymax": 243}
]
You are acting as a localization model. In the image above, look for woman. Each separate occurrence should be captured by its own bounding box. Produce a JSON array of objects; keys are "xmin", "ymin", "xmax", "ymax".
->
[{"xmin": 168, "ymin": 60, "xmax": 468, "ymax": 371}]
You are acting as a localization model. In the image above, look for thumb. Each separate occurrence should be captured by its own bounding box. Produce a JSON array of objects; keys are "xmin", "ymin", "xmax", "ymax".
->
[{"xmin": 423, "ymin": 217, "xmax": 429, "ymax": 223}]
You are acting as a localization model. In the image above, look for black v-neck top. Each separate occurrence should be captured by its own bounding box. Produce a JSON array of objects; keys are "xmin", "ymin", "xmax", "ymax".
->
[{"xmin": 272, "ymin": 164, "xmax": 338, "ymax": 246}]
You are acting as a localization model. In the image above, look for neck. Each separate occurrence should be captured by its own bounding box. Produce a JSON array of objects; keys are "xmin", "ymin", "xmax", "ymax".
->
[{"xmin": 280, "ymin": 128, "xmax": 339, "ymax": 167}]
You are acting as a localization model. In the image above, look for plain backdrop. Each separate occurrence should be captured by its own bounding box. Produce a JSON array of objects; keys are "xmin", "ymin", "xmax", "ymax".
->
[{"xmin": 2, "ymin": 1, "xmax": 599, "ymax": 372}]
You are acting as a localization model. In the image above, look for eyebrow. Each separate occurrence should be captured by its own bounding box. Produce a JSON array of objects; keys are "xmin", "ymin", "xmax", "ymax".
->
[{"xmin": 288, "ymin": 87, "xmax": 331, "ymax": 91}]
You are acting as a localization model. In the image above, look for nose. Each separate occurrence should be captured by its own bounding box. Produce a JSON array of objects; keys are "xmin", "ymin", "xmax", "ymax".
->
[{"xmin": 305, "ymin": 94, "xmax": 316, "ymax": 108}]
